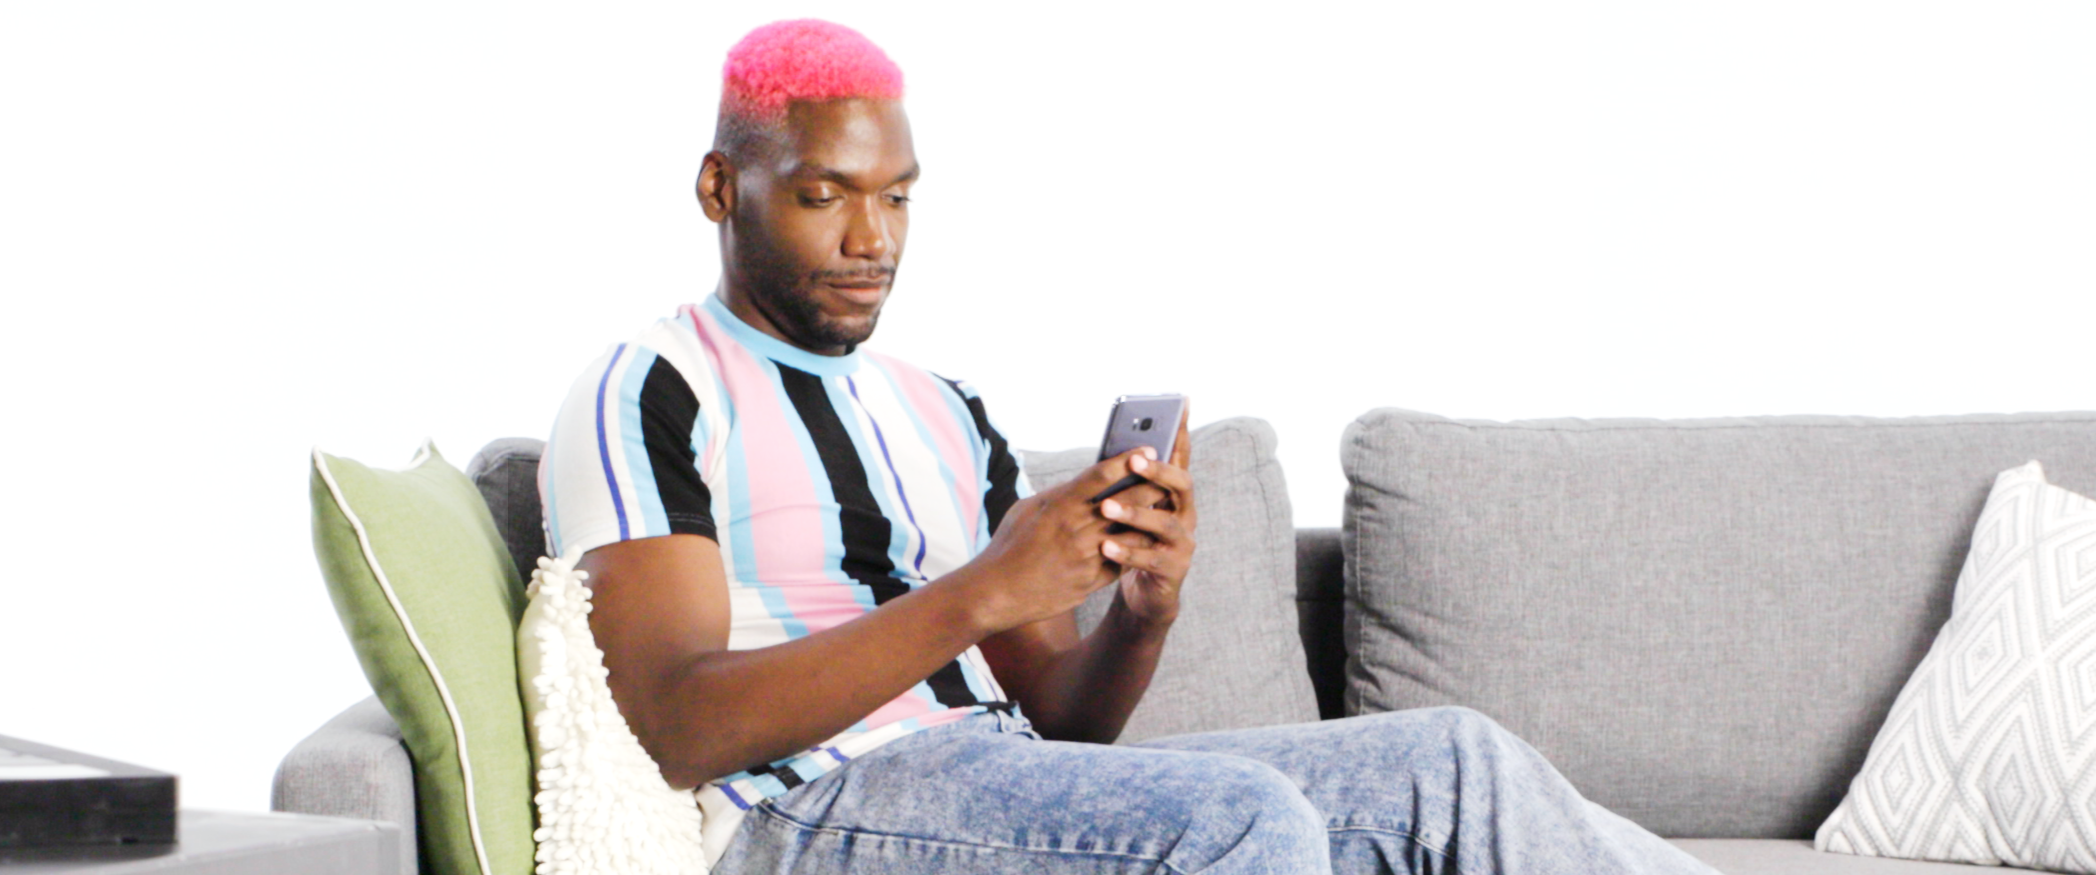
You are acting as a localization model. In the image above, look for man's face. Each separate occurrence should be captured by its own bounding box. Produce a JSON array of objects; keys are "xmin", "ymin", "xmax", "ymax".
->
[{"xmin": 719, "ymin": 99, "xmax": 917, "ymax": 354}]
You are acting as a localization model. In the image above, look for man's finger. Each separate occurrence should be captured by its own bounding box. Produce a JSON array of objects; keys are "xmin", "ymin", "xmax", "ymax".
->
[
  {"xmin": 1081, "ymin": 447, "xmax": 1158, "ymax": 503},
  {"xmin": 1098, "ymin": 499, "xmax": 1184, "ymax": 544},
  {"xmin": 1110, "ymin": 482, "xmax": 1168, "ymax": 510},
  {"xmin": 1101, "ymin": 537, "xmax": 1186, "ymax": 577},
  {"xmin": 1170, "ymin": 401, "xmax": 1192, "ymax": 470},
  {"xmin": 1127, "ymin": 452, "xmax": 1194, "ymax": 505}
]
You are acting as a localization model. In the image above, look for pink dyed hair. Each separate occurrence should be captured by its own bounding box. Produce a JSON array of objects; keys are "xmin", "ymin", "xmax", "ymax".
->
[{"xmin": 721, "ymin": 19, "xmax": 904, "ymax": 121}]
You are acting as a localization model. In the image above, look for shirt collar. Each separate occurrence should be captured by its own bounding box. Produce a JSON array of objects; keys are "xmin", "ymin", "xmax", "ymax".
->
[{"xmin": 703, "ymin": 293, "xmax": 863, "ymax": 377}]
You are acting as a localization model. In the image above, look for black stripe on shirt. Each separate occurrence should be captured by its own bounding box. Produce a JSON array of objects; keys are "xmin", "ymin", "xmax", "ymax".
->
[
  {"xmin": 740, "ymin": 760, "xmax": 805, "ymax": 791},
  {"xmin": 922, "ymin": 659, "xmax": 979, "ymax": 709},
  {"xmin": 639, "ymin": 356, "xmax": 716, "ymax": 541},
  {"xmin": 941, "ymin": 377, "xmax": 1025, "ymax": 536},
  {"xmin": 776, "ymin": 366, "xmax": 903, "ymax": 602},
  {"xmin": 768, "ymin": 765, "xmax": 805, "ymax": 791},
  {"xmin": 777, "ymin": 365, "xmax": 981, "ymax": 710}
]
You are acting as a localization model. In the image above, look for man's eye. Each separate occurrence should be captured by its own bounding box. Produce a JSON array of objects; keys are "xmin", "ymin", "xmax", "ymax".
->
[
  {"xmin": 886, "ymin": 194, "xmax": 911, "ymax": 206},
  {"xmin": 801, "ymin": 193, "xmax": 839, "ymax": 207}
]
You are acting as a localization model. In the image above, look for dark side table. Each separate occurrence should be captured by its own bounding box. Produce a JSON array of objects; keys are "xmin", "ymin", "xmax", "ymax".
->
[{"xmin": 0, "ymin": 810, "xmax": 399, "ymax": 875}]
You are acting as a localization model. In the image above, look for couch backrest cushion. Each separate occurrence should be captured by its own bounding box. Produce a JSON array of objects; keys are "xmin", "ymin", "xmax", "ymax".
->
[
  {"xmin": 1341, "ymin": 409, "xmax": 2096, "ymax": 839},
  {"xmin": 1023, "ymin": 417, "xmax": 1320, "ymax": 742}
]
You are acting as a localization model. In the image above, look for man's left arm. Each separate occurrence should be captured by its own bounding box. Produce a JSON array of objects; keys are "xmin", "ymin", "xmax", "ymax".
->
[{"xmin": 976, "ymin": 412, "xmax": 1197, "ymax": 744}]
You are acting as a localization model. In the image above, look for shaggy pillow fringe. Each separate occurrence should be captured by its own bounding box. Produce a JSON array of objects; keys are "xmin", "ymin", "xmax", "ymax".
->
[{"xmin": 519, "ymin": 548, "xmax": 707, "ymax": 874}]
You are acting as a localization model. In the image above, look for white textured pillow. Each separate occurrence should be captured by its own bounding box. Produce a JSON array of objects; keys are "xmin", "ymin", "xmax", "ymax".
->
[
  {"xmin": 519, "ymin": 548, "xmax": 707, "ymax": 875},
  {"xmin": 1817, "ymin": 461, "xmax": 2096, "ymax": 871}
]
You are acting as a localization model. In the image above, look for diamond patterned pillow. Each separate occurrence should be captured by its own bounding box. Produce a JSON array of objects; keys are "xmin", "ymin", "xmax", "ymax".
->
[{"xmin": 1817, "ymin": 461, "xmax": 2096, "ymax": 871}]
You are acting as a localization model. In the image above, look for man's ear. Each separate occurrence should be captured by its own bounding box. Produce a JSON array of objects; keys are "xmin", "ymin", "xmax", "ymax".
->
[{"xmin": 697, "ymin": 151, "xmax": 733, "ymax": 222}]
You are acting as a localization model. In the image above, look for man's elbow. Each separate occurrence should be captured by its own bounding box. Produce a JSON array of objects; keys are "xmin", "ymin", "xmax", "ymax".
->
[{"xmin": 630, "ymin": 717, "xmax": 735, "ymax": 791}]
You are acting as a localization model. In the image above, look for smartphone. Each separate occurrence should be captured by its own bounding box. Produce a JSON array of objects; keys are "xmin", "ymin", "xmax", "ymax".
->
[{"xmin": 1087, "ymin": 393, "xmax": 1187, "ymax": 504}]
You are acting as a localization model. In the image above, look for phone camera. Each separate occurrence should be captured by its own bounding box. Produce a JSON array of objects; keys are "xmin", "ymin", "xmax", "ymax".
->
[{"xmin": 1135, "ymin": 417, "xmax": 1154, "ymax": 431}]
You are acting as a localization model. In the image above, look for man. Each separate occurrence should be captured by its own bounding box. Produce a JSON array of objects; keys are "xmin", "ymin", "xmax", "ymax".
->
[{"xmin": 542, "ymin": 18, "xmax": 1715, "ymax": 874}]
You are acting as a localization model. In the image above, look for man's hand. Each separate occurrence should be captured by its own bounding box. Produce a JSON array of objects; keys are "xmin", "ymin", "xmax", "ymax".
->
[
  {"xmin": 961, "ymin": 453, "xmax": 1149, "ymax": 633},
  {"xmin": 1098, "ymin": 410, "xmax": 1197, "ymax": 626},
  {"xmin": 974, "ymin": 407, "xmax": 1197, "ymax": 744}
]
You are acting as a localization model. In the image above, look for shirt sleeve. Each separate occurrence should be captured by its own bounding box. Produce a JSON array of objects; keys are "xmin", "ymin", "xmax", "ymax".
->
[{"xmin": 541, "ymin": 342, "xmax": 717, "ymax": 558}]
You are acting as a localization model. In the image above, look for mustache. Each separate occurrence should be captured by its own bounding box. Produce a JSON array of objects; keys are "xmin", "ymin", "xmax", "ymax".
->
[{"xmin": 810, "ymin": 267, "xmax": 896, "ymax": 283}]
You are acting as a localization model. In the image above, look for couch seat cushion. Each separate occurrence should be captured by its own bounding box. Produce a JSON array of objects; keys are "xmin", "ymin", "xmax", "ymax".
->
[{"xmin": 1673, "ymin": 839, "xmax": 2024, "ymax": 873}]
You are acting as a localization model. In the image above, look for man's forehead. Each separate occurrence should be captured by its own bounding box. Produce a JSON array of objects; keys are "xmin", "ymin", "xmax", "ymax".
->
[
  {"xmin": 779, "ymin": 160, "xmax": 921, "ymax": 186},
  {"xmin": 769, "ymin": 98, "xmax": 916, "ymax": 182}
]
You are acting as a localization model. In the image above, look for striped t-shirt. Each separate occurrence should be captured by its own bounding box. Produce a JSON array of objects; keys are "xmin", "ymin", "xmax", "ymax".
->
[{"xmin": 539, "ymin": 293, "xmax": 1031, "ymax": 826}]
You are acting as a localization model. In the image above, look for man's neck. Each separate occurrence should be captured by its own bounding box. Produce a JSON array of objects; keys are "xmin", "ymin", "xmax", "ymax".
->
[{"xmin": 715, "ymin": 282, "xmax": 853, "ymax": 357}]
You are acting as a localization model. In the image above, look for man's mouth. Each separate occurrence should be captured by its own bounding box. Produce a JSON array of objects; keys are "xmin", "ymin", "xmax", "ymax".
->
[
  {"xmin": 821, "ymin": 281, "xmax": 888, "ymax": 308},
  {"xmin": 822, "ymin": 274, "xmax": 891, "ymax": 305}
]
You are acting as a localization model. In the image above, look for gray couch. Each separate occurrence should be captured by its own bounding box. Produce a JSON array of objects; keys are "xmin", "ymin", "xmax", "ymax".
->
[{"xmin": 276, "ymin": 411, "xmax": 2096, "ymax": 874}]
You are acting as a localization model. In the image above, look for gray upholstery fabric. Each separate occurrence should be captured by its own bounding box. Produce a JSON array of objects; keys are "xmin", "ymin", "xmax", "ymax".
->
[
  {"xmin": 272, "ymin": 696, "xmax": 418, "ymax": 875},
  {"xmin": 465, "ymin": 437, "xmax": 549, "ymax": 585},
  {"xmin": 1670, "ymin": 840, "xmax": 2015, "ymax": 874},
  {"xmin": 1021, "ymin": 417, "xmax": 1320, "ymax": 742},
  {"xmin": 1296, "ymin": 527, "xmax": 1347, "ymax": 720},
  {"xmin": 1341, "ymin": 409, "xmax": 2096, "ymax": 839}
]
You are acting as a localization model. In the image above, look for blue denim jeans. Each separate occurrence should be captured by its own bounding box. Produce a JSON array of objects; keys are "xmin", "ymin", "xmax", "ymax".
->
[{"xmin": 713, "ymin": 707, "xmax": 1717, "ymax": 874}]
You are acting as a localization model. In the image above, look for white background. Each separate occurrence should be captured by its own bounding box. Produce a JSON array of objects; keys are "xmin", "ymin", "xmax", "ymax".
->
[{"xmin": 2, "ymin": 2, "xmax": 2091, "ymax": 812}]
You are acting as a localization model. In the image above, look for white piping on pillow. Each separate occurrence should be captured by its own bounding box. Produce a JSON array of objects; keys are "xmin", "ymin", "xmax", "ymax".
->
[
  {"xmin": 313, "ymin": 444, "xmax": 496, "ymax": 875},
  {"xmin": 520, "ymin": 547, "xmax": 707, "ymax": 875}
]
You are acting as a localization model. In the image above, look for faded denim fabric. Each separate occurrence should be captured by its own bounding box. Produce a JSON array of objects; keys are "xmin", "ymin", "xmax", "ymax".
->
[{"xmin": 714, "ymin": 707, "xmax": 1717, "ymax": 874}]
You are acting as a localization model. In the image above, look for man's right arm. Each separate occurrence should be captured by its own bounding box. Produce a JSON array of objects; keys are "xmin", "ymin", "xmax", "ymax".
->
[{"xmin": 580, "ymin": 456, "xmax": 1148, "ymax": 790}]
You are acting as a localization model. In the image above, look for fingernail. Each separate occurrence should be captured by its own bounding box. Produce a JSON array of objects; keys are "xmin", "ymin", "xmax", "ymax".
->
[
  {"xmin": 1141, "ymin": 446, "xmax": 1158, "ymax": 460},
  {"xmin": 1102, "ymin": 541, "xmax": 1125, "ymax": 559},
  {"xmin": 1131, "ymin": 455, "xmax": 1148, "ymax": 472},
  {"xmin": 1101, "ymin": 499, "xmax": 1124, "ymax": 519}
]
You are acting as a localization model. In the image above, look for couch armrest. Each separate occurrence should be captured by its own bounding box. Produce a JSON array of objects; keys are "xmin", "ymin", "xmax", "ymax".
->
[
  {"xmin": 272, "ymin": 696, "xmax": 419, "ymax": 875},
  {"xmin": 1295, "ymin": 527, "xmax": 1346, "ymax": 720}
]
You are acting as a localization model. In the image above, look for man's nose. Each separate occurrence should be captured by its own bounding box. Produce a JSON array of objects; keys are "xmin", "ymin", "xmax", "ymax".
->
[{"xmin": 841, "ymin": 197, "xmax": 892, "ymax": 260}]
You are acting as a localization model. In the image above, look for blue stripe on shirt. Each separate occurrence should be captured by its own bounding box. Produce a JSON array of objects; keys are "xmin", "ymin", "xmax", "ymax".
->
[
  {"xmin": 593, "ymin": 342, "xmax": 632, "ymax": 541},
  {"xmin": 617, "ymin": 347, "xmax": 670, "ymax": 538}
]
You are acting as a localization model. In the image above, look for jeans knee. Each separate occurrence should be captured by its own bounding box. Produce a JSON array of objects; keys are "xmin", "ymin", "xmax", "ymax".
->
[
  {"xmin": 1238, "ymin": 760, "xmax": 1322, "ymax": 833},
  {"xmin": 1187, "ymin": 759, "xmax": 1327, "ymax": 873},
  {"xmin": 1421, "ymin": 705, "xmax": 1509, "ymax": 744}
]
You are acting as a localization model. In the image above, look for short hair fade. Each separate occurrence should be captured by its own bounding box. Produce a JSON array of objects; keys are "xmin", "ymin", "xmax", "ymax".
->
[{"xmin": 720, "ymin": 19, "xmax": 904, "ymax": 122}]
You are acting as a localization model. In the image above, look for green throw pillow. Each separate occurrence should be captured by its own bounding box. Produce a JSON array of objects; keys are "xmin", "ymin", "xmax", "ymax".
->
[{"xmin": 310, "ymin": 443, "xmax": 535, "ymax": 875}]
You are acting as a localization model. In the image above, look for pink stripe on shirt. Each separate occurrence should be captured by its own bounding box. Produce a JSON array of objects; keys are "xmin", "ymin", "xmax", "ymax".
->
[
  {"xmin": 688, "ymin": 306, "xmax": 826, "ymax": 589},
  {"xmin": 684, "ymin": 307, "xmax": 945, "ymax": 716},
  {"xmin": 869, "ymin": 352, "xmax": 982, "ymax": 544}
]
